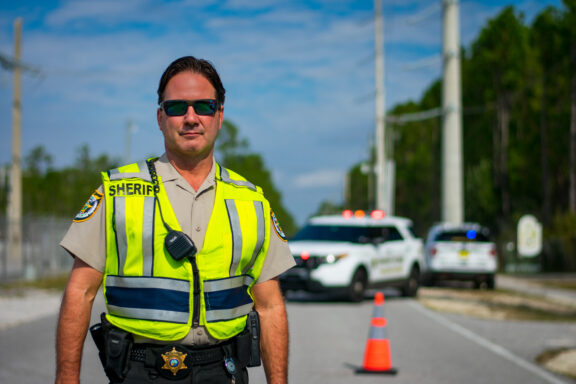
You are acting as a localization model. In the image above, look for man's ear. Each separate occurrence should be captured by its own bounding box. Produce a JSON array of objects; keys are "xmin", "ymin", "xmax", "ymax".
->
[
  {"xmin": 157, "ymin": 108, "xmax": 163, "ymax": 130},
  {"xmin": 217, "ymin": 107, "xmax": 224, "ymax": 131}
]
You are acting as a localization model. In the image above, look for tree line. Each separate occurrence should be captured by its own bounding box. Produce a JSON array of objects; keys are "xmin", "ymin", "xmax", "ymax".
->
[
  {"xmin": 335, "ymin": 2, "xmax": 576, "ymax": 272},
  {"xmin": 3, "ymin": 3, "xmax": 574, "ymax": 271},
  {"xmin": 0, "ymin": 120, "xmax": 297, "ymax": 236}
]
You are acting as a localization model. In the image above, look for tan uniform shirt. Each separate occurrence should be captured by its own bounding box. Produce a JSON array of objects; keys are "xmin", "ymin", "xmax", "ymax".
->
[{"xmin": 60, "ymin": 154, "xmax": 295, "ymax": 345}]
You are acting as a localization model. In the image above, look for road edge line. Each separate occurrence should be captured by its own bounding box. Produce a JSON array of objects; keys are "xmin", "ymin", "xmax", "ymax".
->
[{"xmin": 408, "ymin": 301, "xmax": 568, "ymax": 384}]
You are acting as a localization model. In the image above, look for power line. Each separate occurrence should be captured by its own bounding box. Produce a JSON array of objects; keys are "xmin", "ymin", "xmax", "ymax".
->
[
  {"xmin": 403, "ymin": 54, "xmax": 442, "ymax": 71},
  {"xmin": 386, "ymin": 103, "xmax": 496, "ymax": 126},
  {"xmin": 405, "ymin": 2, "xmax": 442, "ymax": 25},
  {"xmin": 387, "ymin": 107, "xmax": 444, "ymax": 124},
  {"xmin": 0, "ymin": 52, "xmax": 41, "ymax": 76}
]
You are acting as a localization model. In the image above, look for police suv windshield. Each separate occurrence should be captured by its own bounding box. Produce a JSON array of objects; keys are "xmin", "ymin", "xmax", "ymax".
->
[{"xmin": 292, "ymin": 224, "xmax": 402, "ymax": 243}]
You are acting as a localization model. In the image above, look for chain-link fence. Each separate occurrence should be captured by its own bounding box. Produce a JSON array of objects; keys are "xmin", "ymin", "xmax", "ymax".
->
[{"xmin": 0, "ymin": 215, "xmax": 72, "ymax": 282}]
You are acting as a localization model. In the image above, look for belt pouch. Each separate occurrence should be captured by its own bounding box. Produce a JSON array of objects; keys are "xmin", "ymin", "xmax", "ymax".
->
[
  {"xmin": 89, "ymin": 322, "xmax": 106, "ymax": 367},
  {"xmin": 235, "ymin": 330, "xmax": 251, "ymax": 368},
  {"xmin": 247, "ymin": 310, "xmax": 261, "ymax": 367},
  {"xmin": 104, "ymin": 325, "xmax": 133, "ymax": 381}
]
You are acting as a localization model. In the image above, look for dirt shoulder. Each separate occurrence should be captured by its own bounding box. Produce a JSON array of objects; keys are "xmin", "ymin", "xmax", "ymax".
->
[{"xmin": 418, "ymin": 286, "xmax": 576, "ymax": 322}]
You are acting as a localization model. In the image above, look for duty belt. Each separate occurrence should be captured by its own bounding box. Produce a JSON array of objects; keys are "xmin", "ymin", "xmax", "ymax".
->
[
  {"xmin": 130, "ymin": 343, "xmax": 227, "ymax": 365},
  {"xmin": 129, "ymin": 341, "xmax": 240, "ymax": 380}
]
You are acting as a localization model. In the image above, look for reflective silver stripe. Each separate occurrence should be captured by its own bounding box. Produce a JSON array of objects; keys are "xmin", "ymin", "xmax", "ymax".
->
[
  {"xmin": 107, "ymin": 275, "xmax": 190, "ymax": 291},
  {"xmin": 204, "ymin": 275, "xmax": 254, "ymax": 292},
  {"xmin": 142, "ymin": 196, "xmax": 155, "ymax": 276},
  {"xmin": 110, "ymin": 172, "xmax": 144, "ymax": 181},
  {"xmin": 137, "ymin": 160, "xmax": 152, "ymax": 181},
  {"xmin": 372, "ymin": 304, "xmax": 385, "ymax": 319},
  {"xmin": 226, "ymin": 200, "xmax": 243, "ymax": 275},
  {"xmin": 369, "ymin": 320, "xmax": 389, "ymax": 340},
  {"xmin": 108, "ymin": 305, "xmax": 189, "ymax": 324},
  {"xmin": 242, "ymin": 201, "xmax": 265, "ymax": 274},
  {"xmin": 108, "ymin": 161, "xmax": 152, "ymax": 182},
  {"xmin": 115, "ymin": 197, "xmax": 127, "ymax": 275},
  {"xmin": 220, "ymin": 167, "xmax": 256, "ymax": 191},
  {"xmin": 205, "ymin": 303, "xmax": 253, "ymax": 322}
]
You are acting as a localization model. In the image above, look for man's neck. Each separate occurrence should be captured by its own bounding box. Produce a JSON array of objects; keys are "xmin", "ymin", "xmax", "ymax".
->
[{"xmin": 166, "ymin": 151, "xmax": 214, "ymax": 191}]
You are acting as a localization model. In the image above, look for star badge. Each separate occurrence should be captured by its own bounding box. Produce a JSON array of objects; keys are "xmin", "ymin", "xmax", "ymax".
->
[{"xmin": 161, "ymin": 347, "xmax": 188, "ymax": 376}]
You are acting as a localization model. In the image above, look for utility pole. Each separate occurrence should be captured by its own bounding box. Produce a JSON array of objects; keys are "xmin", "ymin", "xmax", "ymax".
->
[
  {"xmin": 374, "ymin": 0, "xmax": 388, "ymax": 213},
  {"xmin": 441, "ymin": 0, "xmax": 463, "ymax": 224},
  {"xmin": 7, "ymin": 18, "xmax": 23, "ymax": 274}
]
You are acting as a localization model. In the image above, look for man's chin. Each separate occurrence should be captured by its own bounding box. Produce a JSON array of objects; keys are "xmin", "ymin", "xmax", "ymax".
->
[{"xmin": 167, "ymin": 146, "xmax": 214, "ymax": 161}]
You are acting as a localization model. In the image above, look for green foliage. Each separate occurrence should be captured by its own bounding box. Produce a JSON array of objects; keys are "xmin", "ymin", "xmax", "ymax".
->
[
  {"xmin": 545, "ymin": 213, "xmax": 576, "ymax": 271},
  {"xmin": 465, "ymin": 158, "xmax": 497, "ymax": 225},
  {"xmin": 342, "ymin": 4, "xmax": 576, "ymax": 271},
  {"xmin": 19, "ymin": 144, "xmax": 120, "ymax": 218},
  {"xmin": 391, "ymin": 100, "xmax": 441, "ymax": 235},
  {"xmin": 5, "ymin": 121, "xmax": 296, "ymax": 237},
  {"xmin": 312, "ymin": 200, "xmax": 343, "ymax": 217},
  {"xmin": 344, "ymin": 162, "xmax": 372, "ymax": 212},
  {"xmin": 216, "ymin": 120, "xmax": 297, "ymax": 236}
]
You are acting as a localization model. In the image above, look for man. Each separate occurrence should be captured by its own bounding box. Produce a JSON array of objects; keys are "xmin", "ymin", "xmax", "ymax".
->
[{"xmin": 55, "ymin": 56, "xmax": 295, "ymax": 384}]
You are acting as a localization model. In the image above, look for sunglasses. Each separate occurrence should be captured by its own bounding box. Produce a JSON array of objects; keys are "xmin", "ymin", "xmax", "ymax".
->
[{"xmin": 160, "ymin": 99, "xmax": 220, "ymax": 116}]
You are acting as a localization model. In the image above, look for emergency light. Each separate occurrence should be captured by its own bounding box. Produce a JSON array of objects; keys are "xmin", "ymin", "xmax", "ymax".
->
[
  {"xmin": 466, "ymin": 230, "xmax": 477, "ymax": 240},
  {"xmin": 342, "ymin": 210, "xmax": 386, "ymax": 219}
]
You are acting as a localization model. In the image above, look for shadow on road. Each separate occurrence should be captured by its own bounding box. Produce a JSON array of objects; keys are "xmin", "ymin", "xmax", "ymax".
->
[{"xmin": 283, "ymin": 288, "xmax": 412, "ymax": 303}]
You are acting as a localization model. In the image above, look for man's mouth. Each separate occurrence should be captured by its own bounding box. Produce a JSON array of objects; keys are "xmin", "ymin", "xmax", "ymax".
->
[{"xmin": 180, "ymin": 129, "xmax": 201, "ymax": 136}]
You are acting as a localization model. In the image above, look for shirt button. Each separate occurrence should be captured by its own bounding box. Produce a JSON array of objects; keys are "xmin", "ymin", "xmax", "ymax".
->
[
  {"xmin": 195, "ymin": 226, "xmax": 201, "ymax": 232},
  {"xmin": 196, "ymin": 329, "xmax": 203, "ymax": 336}
]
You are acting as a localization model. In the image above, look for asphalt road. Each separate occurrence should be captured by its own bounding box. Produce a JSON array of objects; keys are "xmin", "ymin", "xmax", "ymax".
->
[
  {"xmin": 277, "ymin": 291, "xmax": 575, "ymax": 384},
  {"xmin": 0, "ymin": 289, "xmax": 574, "ymax": 384}
]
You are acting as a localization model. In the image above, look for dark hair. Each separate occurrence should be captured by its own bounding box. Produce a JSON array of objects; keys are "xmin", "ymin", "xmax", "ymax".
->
[{"xmin": 157, "ymin": 56, "xmax": 226, "ymax": 106}]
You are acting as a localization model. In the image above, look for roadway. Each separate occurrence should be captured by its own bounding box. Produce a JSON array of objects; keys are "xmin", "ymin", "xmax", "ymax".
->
[{"xmin": 0, "ymin": 287, "xmax": 574, "ymax": 384}]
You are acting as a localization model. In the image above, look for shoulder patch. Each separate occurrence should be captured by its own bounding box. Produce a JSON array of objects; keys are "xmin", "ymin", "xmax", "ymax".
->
[
  {"xmin": 74, "ymin": 190, "xmax": 104, "ymax": 222},
  {"xmin": 271, "ymin": 210, "xmax": 287, "ymax": 242}
]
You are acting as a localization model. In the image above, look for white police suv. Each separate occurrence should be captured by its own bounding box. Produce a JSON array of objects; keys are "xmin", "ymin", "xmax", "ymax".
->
[
  {"xmin": 279, "ymin": 210, "xmax": 424, "ymax": 301},
  {"xmin": 422, "ymin": 223, "xmax": 498, "ymax": 289}
]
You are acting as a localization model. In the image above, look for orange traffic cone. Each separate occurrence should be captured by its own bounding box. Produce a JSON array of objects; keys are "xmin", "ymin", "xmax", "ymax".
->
[{"xmin": 355, "ymin": 292, "xmax": 398, "ymax": 375}]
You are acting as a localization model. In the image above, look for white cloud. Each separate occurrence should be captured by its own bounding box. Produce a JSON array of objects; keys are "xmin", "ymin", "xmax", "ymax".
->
[
  {"xmin": 222, "ymin": 0, "xmax": 280, "ymax": 11},
  {"xmin": 294, "ymin": 169, "xmax": 344, "ymax": 189},
  {"xmin": 45, "ymin": 0, "xmax": 151, "ymax": 26},
  {"xmin": 0, "ymin": 0, "xmax": 562, "ymax": 225}
]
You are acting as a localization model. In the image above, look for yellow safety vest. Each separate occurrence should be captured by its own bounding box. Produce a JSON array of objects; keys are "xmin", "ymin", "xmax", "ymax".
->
[{"xmin": 101, "ymin": 159, "xmax": 270, "ymax": 341}]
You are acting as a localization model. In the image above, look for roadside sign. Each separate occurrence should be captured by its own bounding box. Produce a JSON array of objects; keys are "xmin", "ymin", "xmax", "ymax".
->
[{"xmin": 517, "ymin": 215, "xmax": 542, "ymax": 258}]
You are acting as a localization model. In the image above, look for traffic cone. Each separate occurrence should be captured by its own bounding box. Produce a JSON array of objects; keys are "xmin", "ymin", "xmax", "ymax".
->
[{"xmin": 355, "ymin": 292, "xmax": 398, "ymax": 375}]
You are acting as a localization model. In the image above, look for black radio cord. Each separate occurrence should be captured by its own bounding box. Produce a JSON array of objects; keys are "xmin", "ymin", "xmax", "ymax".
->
[{"xmin": 146, "ymin": 159, "xmax": 173, "ymax": 232}]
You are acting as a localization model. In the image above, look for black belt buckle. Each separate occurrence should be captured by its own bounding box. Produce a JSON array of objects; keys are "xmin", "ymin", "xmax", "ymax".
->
[{"xmin": 154, "ymin": 345, "xmax": 192, "ymax": 380}]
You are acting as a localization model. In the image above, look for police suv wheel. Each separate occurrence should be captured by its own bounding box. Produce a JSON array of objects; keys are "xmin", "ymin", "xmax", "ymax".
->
[
  {"xmin": 347, "ymin": 268, "xmax": 367, "ymax": 302},
  {"xmin": 401, "ymin": 266, "xmax": 420, "ymax": 297}
]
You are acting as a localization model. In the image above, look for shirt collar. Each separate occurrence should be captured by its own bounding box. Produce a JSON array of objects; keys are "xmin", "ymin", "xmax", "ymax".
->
[{"xmin": 155, "ymin": 153, "xmax": 217, "ymax": 195}]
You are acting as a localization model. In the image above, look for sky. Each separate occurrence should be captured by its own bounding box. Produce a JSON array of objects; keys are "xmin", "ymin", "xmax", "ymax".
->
[{"xmin": 0, "ymin": 0, "xmax": 562, "ymax": 226}]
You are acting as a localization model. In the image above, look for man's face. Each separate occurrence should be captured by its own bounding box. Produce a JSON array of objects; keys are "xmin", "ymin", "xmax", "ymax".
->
[{"xmin": 157, "ymin": 71, "xmax": 223, "ymax": 161}]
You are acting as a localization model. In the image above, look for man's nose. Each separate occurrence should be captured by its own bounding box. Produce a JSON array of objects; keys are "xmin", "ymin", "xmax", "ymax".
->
[{"xmin": 183, "ymin": 105, "xmax": 200, "ymax": 122}]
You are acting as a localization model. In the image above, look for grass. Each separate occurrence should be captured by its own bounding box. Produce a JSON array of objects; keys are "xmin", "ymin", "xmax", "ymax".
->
[
  {"xmin": 503, "ymin": 273, "xmax": 576, "ymax": 291},
  {"xmin": 0, "ymin": 273, "xmax": 70, "ymax": 292},
  {"xmin": 536, "ymin": 280, "xmax": 576, "ymax": 291},
  {"xmin": 536, "ymin": 348, "xmax": 576, "ymax": 381},
  {"xmin": 419, "ymin": 286, "xmax": 576, "ymax": 322}
]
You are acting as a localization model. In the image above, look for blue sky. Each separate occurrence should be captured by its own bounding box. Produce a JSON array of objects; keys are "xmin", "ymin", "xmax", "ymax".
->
[{"xmin": 0, "ymin": 0, "xmax": 561, "ymax": 226}]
